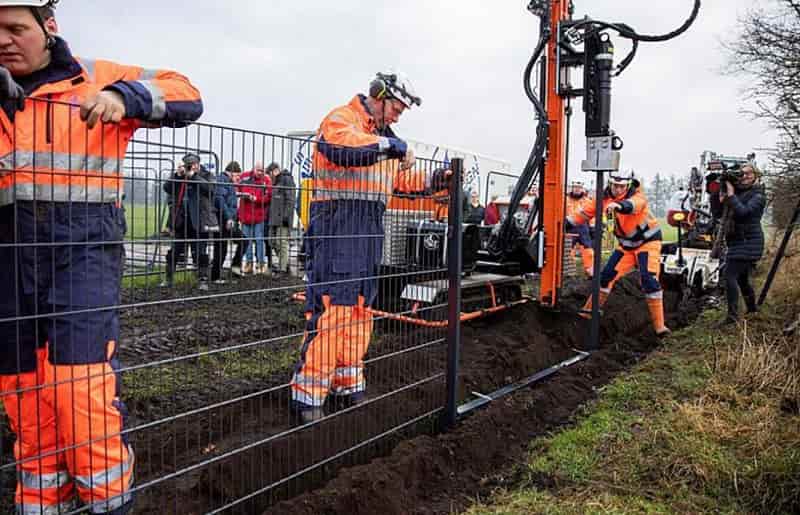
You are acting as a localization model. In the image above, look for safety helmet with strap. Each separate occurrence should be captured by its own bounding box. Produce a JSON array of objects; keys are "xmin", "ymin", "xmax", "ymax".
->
[
  {"xmin": 608, "ymin": 170, "xmax": 635, "ymax": 188},
  {"xmin": 369, "ymin": 71, "xmax": 422, "ymax": 109},
  {"xmin": 0, "ymin": 0, "xmax": 59, "ymax": 48}
]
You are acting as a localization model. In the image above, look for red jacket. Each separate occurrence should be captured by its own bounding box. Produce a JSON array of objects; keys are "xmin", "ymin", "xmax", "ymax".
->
[
  {"xmin": 237, "ymin": 174, "xmax": 272, "ymax": 225},
  {"xmin": 484, "ymin": 202, "xmax": 500, "ymax": 225}
]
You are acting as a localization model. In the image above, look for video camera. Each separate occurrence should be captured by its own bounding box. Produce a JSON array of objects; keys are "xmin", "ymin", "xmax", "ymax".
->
[
  {"xmin": 706, "ymin": 162, "xmax": 744, "ymax": 187},
  {"xmin": 704, "ymin": 152, "xmax": 755, "ymax": 190}
]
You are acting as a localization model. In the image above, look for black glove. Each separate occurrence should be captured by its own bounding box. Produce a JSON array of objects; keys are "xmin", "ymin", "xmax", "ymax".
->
[
  {"xmin": 564, "ymin": 218, "xmax": 575, "ymax": 232},
  {"xmin": 0, "ymin": 67, "xmax": 25, "ymax": 111},
  {"xmin": 430, "ymin": 167, "xmax": 450, "ymax": 193}
]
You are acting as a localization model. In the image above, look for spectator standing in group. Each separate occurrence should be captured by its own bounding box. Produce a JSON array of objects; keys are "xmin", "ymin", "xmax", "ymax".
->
[
  {"xmin": 485, "ymin": 195, "xmax": 500, "ymax": 225},
  {"xmin": 163, "ymin": 154, "xmax": 219, "ymax": 290},
  {"xmin": 261, "ymin": 162, "xmax": 277, "ymax": 272},
  {"xmin": 237, "ymin": 162, "xmax": 271, "ymax": 274},
  {"xmin": 464, "ymin": 190, "xmax": 485, "ymax": 224},
  {"xmin": 268, "ymin": 165, "xmax": 297, "ymax": 274},
  {"xmin": 211, "ymin": 160, "xmax": 241, "ymax": 283}
]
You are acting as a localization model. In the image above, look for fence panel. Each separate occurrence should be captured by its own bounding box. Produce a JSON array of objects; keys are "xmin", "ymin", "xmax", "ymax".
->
[{"xmin": 0, "ymin": 101, "xmax": 454, "ymax": 514}]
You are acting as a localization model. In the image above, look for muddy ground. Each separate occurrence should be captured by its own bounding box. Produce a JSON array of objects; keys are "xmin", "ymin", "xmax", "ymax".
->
[
  {"xmin": 266, "ymin": 278, "xmax": 697, "ymax": 515},
  {"xmin": 0, "ymin": 273, "xmax": 698, "ymax": 515}
]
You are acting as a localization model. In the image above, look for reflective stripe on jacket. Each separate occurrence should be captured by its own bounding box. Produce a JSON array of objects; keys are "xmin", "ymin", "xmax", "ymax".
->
[
  {"xmin": 0, "ymin": 37, "xmax": 203, "ymax": 206},
  {"xmin": 569, "ymin": 185, "xmax": 661, "ymax": 250},
  {"xmin": 311, "ymin": 95, "xmax": 427, "ymax": 206}
]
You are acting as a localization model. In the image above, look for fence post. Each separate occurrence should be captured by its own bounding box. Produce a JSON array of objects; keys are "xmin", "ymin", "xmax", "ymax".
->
[
  {"xmin": 758, "ymin": 195, "xmax": 800, "ymax": 305},
  {"xmin": 444, "ymin": 158, "xmax": 464, "ymax": 429}
]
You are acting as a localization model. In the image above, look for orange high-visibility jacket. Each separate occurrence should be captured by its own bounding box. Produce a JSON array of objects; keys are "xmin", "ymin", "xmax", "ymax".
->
[
  {"xmin": 570, "ymin": 185, "xmax": 661, "ymax": 249},
  {"xmin": 566, "ymin": 193, "xmax": 596, "ymax": 227},
  {"xmin": 312, "ymin": 95, "xmax": 426, "ymax": 205},
  {"xmin": 0, "ymin": 38, "xmax": 203, "ymax": 206}
]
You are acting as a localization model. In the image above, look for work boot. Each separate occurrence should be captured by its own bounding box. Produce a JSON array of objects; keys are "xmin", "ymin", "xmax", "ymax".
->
[
  {"xmin": 744, "ymin": 294, "xmax": 758, "ymax": 314},
  {"xmin": 579, "ymin": 289, "xmax": 609, "ymax": 319},
  {"xmin": 329, "ymin": 391, "xmax": 366, "ymax": 412},
  {"xmin": 231, "ymin": 265, "xmax": 243, "ymax": 277},
  {"xmin": 646, "ymin": 296, "xmax": 671, "ymax": 337},
  {"xmin": 291, "ymin": 405, "xmax": 324, "ymax": 426},
  {"xmin": 242, "ymin": 262, "xmax": 253, "ymax": 274}
]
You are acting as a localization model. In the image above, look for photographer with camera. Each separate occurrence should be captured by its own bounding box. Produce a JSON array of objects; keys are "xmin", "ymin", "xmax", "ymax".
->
[{"xmin": 717, "ymin": 163, "xmax": 765, "ymax": 325}]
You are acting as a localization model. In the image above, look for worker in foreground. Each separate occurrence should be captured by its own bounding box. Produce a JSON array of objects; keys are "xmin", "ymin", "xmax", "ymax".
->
[
  {"xmin": 567, "ymin": 172, "xmax": 671, "ymax": 337},
  {"xmin": 565, "ymin": 180, "xmax": 595, "ymax": 278},
  {"xmin": 290, "ymin": 71, "xmax": 448, "ymax": 423},
  {"xmin": 0, "ymin": 1, "xmax": 203, "ymax": 513}
]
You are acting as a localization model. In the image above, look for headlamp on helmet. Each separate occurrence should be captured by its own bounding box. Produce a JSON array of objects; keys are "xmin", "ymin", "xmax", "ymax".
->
[{"xmin": 369, "ymin": 71, "xmax": 422, "ymax": 109}]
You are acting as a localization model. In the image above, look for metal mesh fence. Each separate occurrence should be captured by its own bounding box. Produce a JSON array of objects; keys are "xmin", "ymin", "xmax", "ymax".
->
[{"xmin": 0, "ymin": 100, "xmax": 455, "ymax": 514}]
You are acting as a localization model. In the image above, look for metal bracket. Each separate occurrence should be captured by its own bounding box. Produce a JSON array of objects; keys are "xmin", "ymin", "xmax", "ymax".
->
[{"xmin": 581, "ymin": 136, "xmax": 620, "ymax": 172}]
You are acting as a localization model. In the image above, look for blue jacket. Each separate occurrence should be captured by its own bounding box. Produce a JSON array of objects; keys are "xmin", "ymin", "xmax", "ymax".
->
[
  {"xmin": 725, "ymin": 185, "xmax": 765, "ymax": 262},
  {"xmin": 214, "ymin": 172, "xmax": 238, "ymax": 224}
]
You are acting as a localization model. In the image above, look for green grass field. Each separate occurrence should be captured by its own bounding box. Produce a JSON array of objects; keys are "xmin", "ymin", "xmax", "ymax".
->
[
  {"xmin": 124, "ymin": 203, "xmax": 164, "ymax": 240},
  {"xmin": 465, "ymin": 239, "xmax": 800, "ymax": 515}
]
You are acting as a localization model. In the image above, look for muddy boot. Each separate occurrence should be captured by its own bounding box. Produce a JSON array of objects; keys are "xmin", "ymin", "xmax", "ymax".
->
[
  {"xmin": 291, "ymin": 403, "xmax": 324, "ymax": 426},
  {"xmin": 161, "ymin": 250, "xmax": 176, "ymax": 288},
  {"xmin": 579, "ymin": 289, "xmax": 608, "ymax": 319},
  {"xmin": 198, "ymin": 267, "xmax": 210, "ymax": 291},
  {"xmin": 646, "ymin": 296, "xmax": 671, "ymax": 337},
  {"xmin": 329, "ymin": 391, "xmax": 365, "ymax": 412}
]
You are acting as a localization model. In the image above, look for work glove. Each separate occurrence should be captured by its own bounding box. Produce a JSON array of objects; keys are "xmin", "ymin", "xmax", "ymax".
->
[
  {"xmin": 429, "ymin": 167, "xmax": 451, "ymax": 193},
  {"xmin": 400, "ymin": 147, "xmax": 416, "ymax": 170},
  {"xmin": 0, "ymin": 67, "xmax": 26, "ymax": 111},
  {"xmin": 564, "ymin": 218, "xmax": 575, "ymax": 232},
  {"xmin": 226, "ymin": 219, "xmax": 235, "ymax": 231},
  {"xmin": 606, "ymin": 202, "xmax": 622, "ymax": 218},
  {"xmin": 80, "ymin": 90, "xmax": 126, "ymax": 129}
]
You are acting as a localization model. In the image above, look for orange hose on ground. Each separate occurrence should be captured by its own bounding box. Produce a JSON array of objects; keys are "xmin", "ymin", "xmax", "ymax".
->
[{"xmin": 289, "ymin": 291, "xmax": 529, "ymax": 327}]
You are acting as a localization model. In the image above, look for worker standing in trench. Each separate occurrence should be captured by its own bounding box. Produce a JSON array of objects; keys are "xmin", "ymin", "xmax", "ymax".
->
[
  {"xmin": 567, "ymin": 172, "xmax": 671, "ymax": 337},
  {"xmin": 565, "ymin": 180, "xmax": 595, "ymax": 279},
  {"xmin": 0, "ymin": 1, "xmax": 203, "ymax": 513},
  {"xmin": 289, "ymin": 71, "xmax": 449, "ymax": 423}
]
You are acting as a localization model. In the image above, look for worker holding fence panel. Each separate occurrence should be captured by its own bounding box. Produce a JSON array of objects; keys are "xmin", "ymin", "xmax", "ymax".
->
[
  {"xmin": 0, "ymin": 1, "xmax": 203, "ymax": 513},
  {"xmin": 567, "ymin": 172, "xmax": 671, "ymax": 337},
  {"xmin": 289, "ymin": 71, "xmax": 448, "ymax": 423}
]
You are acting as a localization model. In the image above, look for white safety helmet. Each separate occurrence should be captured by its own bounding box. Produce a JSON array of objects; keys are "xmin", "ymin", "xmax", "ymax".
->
[
  {"xmin": 369, "ymin": 71, "xmax": 422, "ymax": 109},
  {"xmin": 608, "ymin": 170, "xmax": 635, "ymax": 187}
]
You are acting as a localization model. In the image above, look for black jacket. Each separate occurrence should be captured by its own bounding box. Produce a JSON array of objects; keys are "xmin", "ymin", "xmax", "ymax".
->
[
  {"xmin": 725, "ymin": 185, "xmax": 765, "ymax": 261},
  {"xmin": 163, "ymin": 166, "xmax": 219, "ymax": 233},
  {"xmin": 268, "ymin": 170, "xmax": 297, "ymax": 228},
  {"xmin": 464, "ymin": 203, "xmax": 485, "ymax": 225}
]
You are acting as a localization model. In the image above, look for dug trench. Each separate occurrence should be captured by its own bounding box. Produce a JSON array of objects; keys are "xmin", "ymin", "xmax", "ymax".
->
[
  {"xmin": 0, "ymin": 274, "xmax": 699, "ymax": 515},
  {"xmin": 263, "ymin": 277, "xmax": 700, "ymax": 515}
]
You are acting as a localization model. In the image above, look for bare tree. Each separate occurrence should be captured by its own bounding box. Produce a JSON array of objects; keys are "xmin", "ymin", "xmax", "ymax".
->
[{"xmin": 723, "ymin": 0, "xmax": 800, "ymax": 224}]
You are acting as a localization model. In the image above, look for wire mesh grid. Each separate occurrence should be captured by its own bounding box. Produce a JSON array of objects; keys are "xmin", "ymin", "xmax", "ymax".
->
[{"xmin": 0, "ymin": 102, "xmax": 454, "ymax": 514}]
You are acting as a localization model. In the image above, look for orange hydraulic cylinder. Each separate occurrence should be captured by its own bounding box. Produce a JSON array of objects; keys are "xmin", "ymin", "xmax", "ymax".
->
[{"xmin": 539, "ymin": 0, "xmax": 571, "ymax": 307}]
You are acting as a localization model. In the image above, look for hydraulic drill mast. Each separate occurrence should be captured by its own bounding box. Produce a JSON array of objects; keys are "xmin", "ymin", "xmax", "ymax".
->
[{"xmin": 538, "ymin": 0, "xmax": 571, "ymax": 307}]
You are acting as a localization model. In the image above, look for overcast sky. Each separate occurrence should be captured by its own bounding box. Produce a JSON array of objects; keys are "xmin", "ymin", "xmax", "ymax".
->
[{"xmin": 58, "ymin": 1, "xmax": 775, "ymax": 182}]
